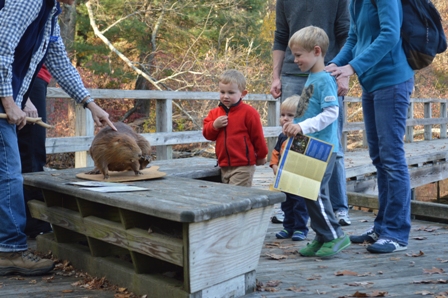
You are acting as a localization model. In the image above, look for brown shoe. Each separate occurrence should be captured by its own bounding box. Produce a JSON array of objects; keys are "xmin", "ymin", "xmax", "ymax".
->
[{"xmin": 0, "ymin": 251, "xmax": 55, "ymax": 276}]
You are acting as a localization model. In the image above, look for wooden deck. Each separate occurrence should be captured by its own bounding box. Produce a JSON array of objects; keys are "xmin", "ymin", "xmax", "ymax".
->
[{"xmin": 4, "ymin": 156, "xmax": 448, "ymax": 297}]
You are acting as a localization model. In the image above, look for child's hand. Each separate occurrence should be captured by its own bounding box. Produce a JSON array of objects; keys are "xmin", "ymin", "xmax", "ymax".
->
[
  {"xmin": 283, "ymin": 122, "xmax": 302, "ymax": 137},
  {"xmin": 213, "ymin": 115, "xmax": 228, "ymax": 129},
  {"xmin": 256, "ymin": 158, "xmax": 267, "ymax": 166}
]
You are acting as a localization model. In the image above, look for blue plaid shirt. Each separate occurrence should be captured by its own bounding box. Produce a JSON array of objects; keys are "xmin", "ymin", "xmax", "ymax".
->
[{"xmin": 0, "ymin": 0, "xmax": 89, "ymax": 107}]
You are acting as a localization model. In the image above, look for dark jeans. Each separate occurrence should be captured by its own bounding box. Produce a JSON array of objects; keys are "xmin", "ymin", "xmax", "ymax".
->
[
  {"xmin": 18, "ymin": 77, "xmax": 50, "ymax": 232},
  {"xmin": 281, "ymin": 193, "xmax": 309, "ymax": 235}
]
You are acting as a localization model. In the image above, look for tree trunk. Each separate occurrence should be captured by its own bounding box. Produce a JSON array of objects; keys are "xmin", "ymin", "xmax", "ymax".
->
[
  {"xmin": 59, "ymin": 1, "xmax": 77, "ymax": 60},
  {"xmin": 133, "ymin": 75, "xmax": 152, "ymax": 117}
]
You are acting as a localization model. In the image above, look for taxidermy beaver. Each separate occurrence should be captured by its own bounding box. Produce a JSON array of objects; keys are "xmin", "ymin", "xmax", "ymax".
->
[{"xmin": 87, "ymin": 122, "xmax": 152, "ymax": 179}]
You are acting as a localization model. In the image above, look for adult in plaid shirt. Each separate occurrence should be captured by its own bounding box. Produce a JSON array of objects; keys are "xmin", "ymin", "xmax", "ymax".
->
[{"xmin": 0, "ymin": 0, "xmax": 116, "ymax": 276}]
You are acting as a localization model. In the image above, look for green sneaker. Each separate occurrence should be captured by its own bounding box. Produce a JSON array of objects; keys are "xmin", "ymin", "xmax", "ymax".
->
[
  {"xmin": 315, "ymin": 235, "xmax": 351, "ymax": 258},
  {"xmin": 298, "ymin": 240, "xmax": 323, "ymax": 257}
]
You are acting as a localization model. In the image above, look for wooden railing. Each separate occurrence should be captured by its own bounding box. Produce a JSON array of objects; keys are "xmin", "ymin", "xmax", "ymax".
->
[
  {"xmin": 45, "ymin": 88, "xmax": 448, "ymax": 168},
  {"xmin": 342, "ymin": 97, "xmax": 448, "ymax": 149}
]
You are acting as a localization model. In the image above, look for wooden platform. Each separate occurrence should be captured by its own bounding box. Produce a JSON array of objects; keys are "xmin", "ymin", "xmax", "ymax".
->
[
  {"xmin": 5, "ymin": 155, "xmax": 448, "ymax": 297},
  {"xmin": 5, "ymin": 209, "xmax": 448, "ymax": 298}
]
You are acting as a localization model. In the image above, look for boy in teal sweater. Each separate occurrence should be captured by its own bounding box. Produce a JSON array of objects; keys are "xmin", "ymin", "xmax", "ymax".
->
[{"xmin": 283, "ymin": 26, "xmax": 350, "ymax": 257}]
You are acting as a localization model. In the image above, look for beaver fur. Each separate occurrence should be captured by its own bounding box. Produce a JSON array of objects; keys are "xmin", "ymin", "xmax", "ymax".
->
[{"xmin": 87, "ymin": 122, "xmax": 152, "ymax": 179}]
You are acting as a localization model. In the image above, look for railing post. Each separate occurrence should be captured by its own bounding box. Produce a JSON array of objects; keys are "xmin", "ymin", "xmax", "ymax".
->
[
  {"xmin": 74, "ymin": 101, "xmax": 94, "ymax": 168},
  {"xmin": 440, "ymin": 102, "xmax": 447, "ymax": 139},
  {"xmin": 266, "ymin": 99, "xmax": 280, "ymax": 161},
  {"xmin": 424, "ymin": 102, "xmax": 432, "ymax": 140},
  {"xmin": 405, "ymin": 102, "xmax": 414, "ymax": 142},
  {"xmin": 156, "ymin": 98, "xmax": 173, "ymax": 160},
  {"xmin": 342, "ymin": 100, "xmax": 348, "ymax": 153}
]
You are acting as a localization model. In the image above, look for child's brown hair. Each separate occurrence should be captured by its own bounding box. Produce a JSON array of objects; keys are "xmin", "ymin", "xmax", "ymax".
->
[{"xmin": 219, "ymin": 69, "xmax": 247, "ymax": 92}]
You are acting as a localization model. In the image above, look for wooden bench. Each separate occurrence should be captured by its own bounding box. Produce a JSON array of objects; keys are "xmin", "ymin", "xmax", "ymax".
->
[{"xmin": 24, "ymin": 158, "xmax": 285, "ymax": 297}]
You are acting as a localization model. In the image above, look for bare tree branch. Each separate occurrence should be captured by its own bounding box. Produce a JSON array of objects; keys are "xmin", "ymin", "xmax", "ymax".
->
[{"xmin": 85, "ymin": 0, "xmax": 162, "ymax": 91}]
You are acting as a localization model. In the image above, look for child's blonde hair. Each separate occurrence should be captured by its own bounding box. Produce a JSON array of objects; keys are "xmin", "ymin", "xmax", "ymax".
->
[
  {"xmin": 281, "ymin": 95, "xmax": 301, "ymax": 111},
  {"xmin": 219, "ymin": 69, "xmax": 247, "ymax": 92},
  {"xmin": 288, "ymin": 26, "xmax": 329, "ymax": 57}
]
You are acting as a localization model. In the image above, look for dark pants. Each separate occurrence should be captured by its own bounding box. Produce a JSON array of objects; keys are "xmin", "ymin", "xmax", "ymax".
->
[
  {"xmin": 281, "ymin": 193, "xmax": 309, "ymax": 235},
  {"xmin": 18, "ymin": 77, "xmax": 51, "ymax": 234}
]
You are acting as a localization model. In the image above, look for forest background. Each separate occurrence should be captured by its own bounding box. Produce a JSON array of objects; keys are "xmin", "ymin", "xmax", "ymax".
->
[{"xmin": 47, "ymin": 0, "xmax": 448, "ymax": 172}]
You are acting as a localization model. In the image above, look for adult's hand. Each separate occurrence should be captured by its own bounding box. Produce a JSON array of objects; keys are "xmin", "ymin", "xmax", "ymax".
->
[
  {"xmin": 336, "ymin": 76, "xmax": 350, "ymax": 96},
  {"xmin": 325, "ymin": 64, "xmax": 355, "ymax": 79},
  {"xmin": 86, "ymin": 101, "xmax": 117, "ymax": 131},
  {"xmin": 325, "ymin": 64, "xmax": 352, "ymax": 96},
  {"xmin": 1, "ymin": 96, "xmax": 26, "ymax": 129},
  {"xmin": 270, "ymin": 78, "xmax": 282, "ymax": 99},
  {"xmin": 23, "ymin": 98, "xmax": 39, "ymax": 118}
]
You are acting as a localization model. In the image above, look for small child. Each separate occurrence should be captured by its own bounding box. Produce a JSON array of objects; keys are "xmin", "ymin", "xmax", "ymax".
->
[
  {"xmin": 270, "ymin": 95, "xmax": 309, "ymax": 241},
  {"xmin": 283, "ymin": 26, "xmax": 350, "ymax": 257},
  {"xmin": 203, "ymin": 69, "xmax": 268, "ymax": 186}
]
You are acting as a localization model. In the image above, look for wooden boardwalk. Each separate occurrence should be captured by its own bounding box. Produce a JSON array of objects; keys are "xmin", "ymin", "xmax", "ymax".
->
[{"xmin": 3, "ymin": 160, "xmax": 448, "ymax": 297}]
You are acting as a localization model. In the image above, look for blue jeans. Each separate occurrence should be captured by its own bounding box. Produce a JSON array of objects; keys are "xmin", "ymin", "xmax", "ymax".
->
[
  {"xmin": 281, "ymin": 75, "xmax": 349, "ymax": 213},
  {"xmin": 329, "ymin": 96, "xmax": 349, "ymax": 213},
  {"xmin": 19, "ymin": 78, "xmax": 51, "ymax": 229},
  {"xmin": 361, "ymin": 77, "xmax": 414, "ymax": 246},
  {"xmin": 0, "ymin": 105, "xmax": 28, "ymax": 252},
  {"xmin": 281, "ymin": 193, "xmax": 309, "ymax": 235}
]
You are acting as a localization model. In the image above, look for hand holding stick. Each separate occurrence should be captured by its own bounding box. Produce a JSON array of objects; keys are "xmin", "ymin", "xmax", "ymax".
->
[{"xmin": 0, "ymin": 113, "xmax": 53, "ymax": 129}]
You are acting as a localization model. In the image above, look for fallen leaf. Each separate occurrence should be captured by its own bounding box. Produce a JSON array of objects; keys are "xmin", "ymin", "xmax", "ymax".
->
[
  {"xmin": 286, "ymin": 286, "xmax": 307, "ymax": 292},
  {"xmin": 265, "ymin": 253, "xmax": 287, "ymax": 260},
  {"xmin": 265, "ymin": 280, "xmax": 281, "ymax": 287},
  {"xmin": 406, "ymin": 251, "xmax": 424, "ymax": 257},
  {"xmin": 307, "ymin": 274, "xmax": 322, "ymax": 280},
  {"xmin": 335, "ymin": 270, "xmax": 358, "ymax": 276},
  {"xmin": 61, "ymin": 290, "xmax": 73, "ymax": 293},
  {"xmin": 265, "ymin": 242, "xmax": 281, "ymax": 248},
  {"xmin": 424, "ymin": 267, "xmax": 445, "ymax": 275},
  {"xmin": 345, "ymin": 281, "xmax": 374, "ymax": 287},
  {"xmin": 351, "ymin": 291, "xmax": 369, "ymax": 297},
  {"xmin": 412, "ymin": 236, "xmax": 427, "ymax": 240}
]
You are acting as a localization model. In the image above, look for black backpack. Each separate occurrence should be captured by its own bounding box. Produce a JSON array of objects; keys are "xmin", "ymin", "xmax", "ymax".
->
[{"xmin": 371, "ymin": 0, "xmax": 447, "ymax": 70}]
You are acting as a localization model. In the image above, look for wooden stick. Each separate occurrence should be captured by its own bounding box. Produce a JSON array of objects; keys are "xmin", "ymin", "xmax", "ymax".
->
[{"xmin": 0, "ymin": 113, "xmax": 53, "ymax": 129}]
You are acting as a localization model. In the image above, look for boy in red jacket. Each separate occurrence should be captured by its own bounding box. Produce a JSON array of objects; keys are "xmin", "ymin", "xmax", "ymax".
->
[{"xmin": 203, "ymin": 69, "xmax": 268, "ymax": 186}]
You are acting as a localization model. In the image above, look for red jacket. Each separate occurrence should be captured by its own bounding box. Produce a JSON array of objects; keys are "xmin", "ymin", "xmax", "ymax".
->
[{"xmin": 203, "ymin": 100, "xmax": 268, "ymax": 167}]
